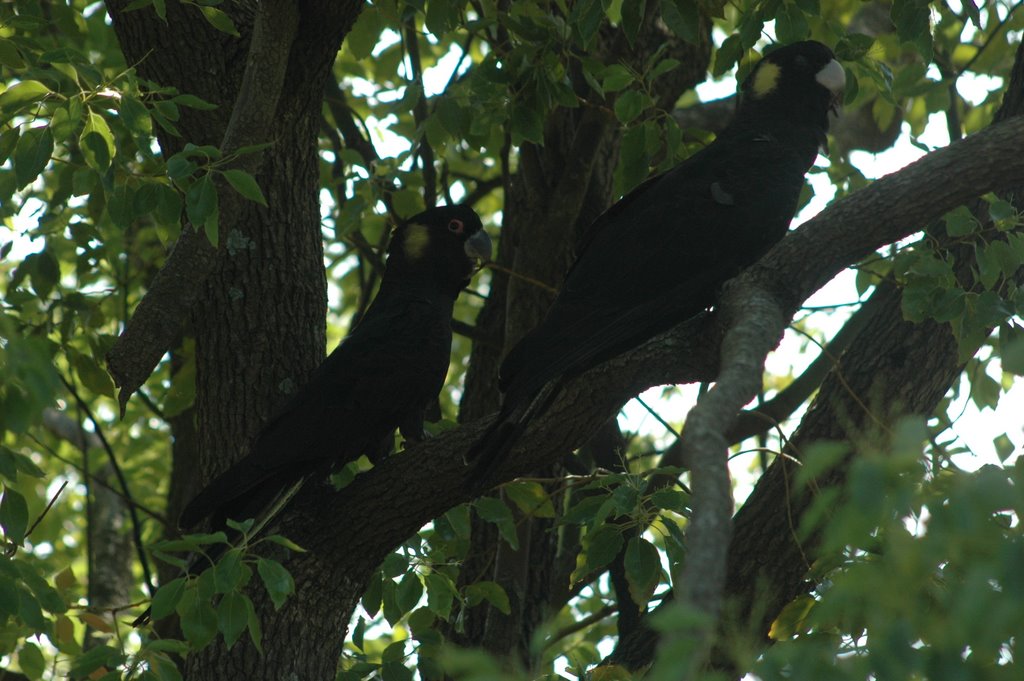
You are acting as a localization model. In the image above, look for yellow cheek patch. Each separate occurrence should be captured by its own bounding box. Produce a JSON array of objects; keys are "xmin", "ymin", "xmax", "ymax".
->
[
  {"xmin": 752, "ymin": 61, "xmax": 781, "ymax": 97},
  {"xmin": 403, "ymin": 223, "xmax": 430, "ymax": 260}
]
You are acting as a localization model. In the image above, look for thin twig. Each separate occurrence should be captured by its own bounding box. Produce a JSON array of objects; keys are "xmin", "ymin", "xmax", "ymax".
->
[
  {"xmin": 484, "ymin": 261, "xmax": 558, "ymax": 293},
  {"xmin": 27, "ymin": 433, "xmax": 168, "ymax": 524},
  {"xmin": 24, "ymin": 480, "xmax": 69, "ymax": 541},
  {"xmin": 59, "ymin": 375, "xmax": 157, "ymax": 597}
]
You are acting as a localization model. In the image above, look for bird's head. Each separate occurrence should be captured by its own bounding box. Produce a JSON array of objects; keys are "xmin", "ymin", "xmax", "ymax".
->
[
  {"xmin": 738, "ymin": 40, "xmax": 845, "ymax": 147},
  {"xmin": 387, "ymin": 204, "xmax": 492, "ymax": 296}
]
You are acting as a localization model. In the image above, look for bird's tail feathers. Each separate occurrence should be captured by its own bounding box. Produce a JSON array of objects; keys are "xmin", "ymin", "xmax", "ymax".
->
[
  {"xmin": 132, "ymin": 478, "xmax": 307, "ymax": 628},
  {"xmin": 465, "ymin": 381, "xmax": 563, "ymax": 491}
]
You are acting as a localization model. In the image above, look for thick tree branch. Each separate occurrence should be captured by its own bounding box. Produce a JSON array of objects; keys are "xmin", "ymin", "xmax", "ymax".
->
[
  {"xmin": 277, "ymin": 114, "xmax": 1024, "ymax": 666},
  {"xmin": 106, "ymin": 0, "xmax": 302, "ymax": 412},
  {"xmin": 725, "ymin": 301, "xmax": 873, "ymax": 444},
  {"xmin": 657, "ymin": 285, "xmax": 785, "ymax": 676}
]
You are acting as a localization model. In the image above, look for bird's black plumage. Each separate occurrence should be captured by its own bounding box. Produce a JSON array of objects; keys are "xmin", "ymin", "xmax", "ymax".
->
[
  {"xmin": 179, "ymin": 204, "xmax": 490, "ymax": 531},
  {"xmin": 470, "ymin": 41, "xmax": 845, "ymax": 482}
]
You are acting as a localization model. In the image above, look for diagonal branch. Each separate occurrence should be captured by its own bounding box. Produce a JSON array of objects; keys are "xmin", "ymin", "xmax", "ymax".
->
[
  {"xmin": 280, "ymin": 115, "xmax": 1024, "ymax": 663},
  {"xmin": 106, "ymin": 0, "xmax": 302, "ymax": 413}
]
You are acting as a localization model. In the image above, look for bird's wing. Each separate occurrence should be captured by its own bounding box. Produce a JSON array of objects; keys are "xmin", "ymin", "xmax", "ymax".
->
[
  {"xmin": 179, "ymin": 296, "xmax": 452, "ymax": 529},
  {"xmin": 499, "ymin": 134, "xmax": 808, "ymax": 403}
]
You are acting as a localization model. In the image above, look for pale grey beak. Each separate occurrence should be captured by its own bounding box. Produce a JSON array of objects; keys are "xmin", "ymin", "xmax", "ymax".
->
[
  {"xmin": 816, "ymin": 58, "xmax": 846, "ymax": 94},
  {"xmin": 464, "ymin": 229, "xmax": 492, "ymax": 262}
]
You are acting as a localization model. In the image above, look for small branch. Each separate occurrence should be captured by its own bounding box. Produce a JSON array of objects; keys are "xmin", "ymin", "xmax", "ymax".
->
[
  {"xmin": 23, "ymin": 480, "xmax": 69, "ymax": 544},
  {"xmin": 60, "ymin": 376, "xmax": 157, "ymax": 597},
  {"xmin": 725, "ymin": 300, "xmax": 874, "ymax": 444},
  {"xmin": 655, "ymin": 286, "xmax": 784, "ymax": 678},
  {"xmin": 483, "ymin": 262, "xmax": 558, "ymax": 294},
  {"xmin": 542, "ymin": 604, "xmax": 617, "ymax": 651},
  {"xmin": 404, "ymin": 20, "xmax": 437, "ymax": 208}
]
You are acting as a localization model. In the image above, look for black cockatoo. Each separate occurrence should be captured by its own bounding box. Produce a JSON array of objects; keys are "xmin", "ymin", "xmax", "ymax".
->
[
  {"xmin": 469, "ymin": 40, "xmax": 845, "ymax": 482},
  {"xmin": 179, "ymin": 204, "xmax": 491, "ymax": 530}
]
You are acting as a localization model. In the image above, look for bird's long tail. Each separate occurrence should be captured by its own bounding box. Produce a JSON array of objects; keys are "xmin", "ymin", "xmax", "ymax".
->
[
  {"xmin": 465, "ymin": 380, "xmax": 563, "ymax": 490},
  {"xmin": 131, "ymin": 478, "xmax": 307, "ymax": 627}
]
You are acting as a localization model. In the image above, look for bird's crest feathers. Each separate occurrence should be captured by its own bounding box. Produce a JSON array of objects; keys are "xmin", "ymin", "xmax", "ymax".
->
[{"xmin": 751, "ymin": 61, "xmax": 781, "ymax": 97}]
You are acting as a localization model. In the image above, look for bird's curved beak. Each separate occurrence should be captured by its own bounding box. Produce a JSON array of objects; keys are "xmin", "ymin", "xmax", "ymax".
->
[
  {"xmin": 464, "ymin": 230, "xmax": 493, "ymax": 263},
  {"xmin": 816, "ymin": 58, "xmax": 846, "ymax": 115}
]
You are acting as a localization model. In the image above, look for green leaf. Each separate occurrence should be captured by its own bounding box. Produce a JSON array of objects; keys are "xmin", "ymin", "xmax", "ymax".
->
[
  {"xmin": 944, "ymin": 205, "xmax": 977, "ymax": 237},
  {"xmin": 11, "ymin": 452, "xmax": 44, "ymax": 479},
  {"xmin": 222, "ymin": 169, "xmax": 267, "ymax": 206},
  {"xmin": 256, "ymin": 557, "xmax": 294, "ymax": 610},
  {"xmin": 510, "ymin": 100, "xmax": 543, "ymax": 145},
  {"xmin": 68, "ymin": 644, "xmax": 122, "ymax": 678},
  {"xmin": 650, "ymin": 488, "xmax": 689, "ymax": 514},
  {"xmin": 352, "ymin": 616, "xmax": 366, "ymax": 651},
  {"xmin": 27, "ymin": 249, "xmax": 60, "ymax": 299},
  {"xmin": 150, "ymin": 577, "xmax": 186, "ymax": 620},
  {"xmin": 347, "ymin": 6, "xmax": 383, "ymax": 60},
  {"xmin": 70, "ymin": 350, "xmax": 115, "ymax": 398},
  {"xmin": 570, "ymin": 0, "xmax": 605, "ymax": 47},
  {"xmin": 172, "ymin": 93, "xmax": 218, "ymax": 111},
  {"xmin": 993, "ymin": 433, "xmax": 1015, "ymax": 462},
  {"xmin": 0, "ymin": 487, "xmax": 29, "ymax": 545},
  {"xmin": 217, "ymin": 591, "xmax": 249, "ymax": 649},
  {"xmin": 602, "ymin": 65, "xmax": 634, "ymax": 93},
  {"xmin": 503, "ymin": 481, "xmax": 556, "ymax": 518},
  {"xmin": 572, "ymin": 525, "xmax": 624, "ymax": 583},
  {"xmin": 775, "ymin": 3, "xmax": 810, "ymax": 43},
  {"xmin": 80, "ymin": 111, "xmax": 116, "ymax": 169},
  {"xmin": 890, "ymin": 0, "xmax": 932, "ymax": 55},
  {"xmin": 0, "ymin": 574, "xmax": 18, "ymax": 615},
  {"xmin": 474, "ymin": 496, "xmax": 519, "ymax": 550},
  {"xmin": 424, "ymin": 572, "xmax": 456, "ymax": 620},
  {"xmin": 381, "ymin": 661, "xmax": 414, "ymax": 681},
  {"xmin": 166, "ymin": 154, "xmax": 196, "ymax": 181},
  {"xmin": 17, "ymin": 587, "xmax": 46, "ymax": 628},
  {"xmin": 0, "ymin": 126, "xmax": 19, "ymax": 164},
  {"xmin": 200, "ymin": 6, "xmax": 240, "ymax": 36},
  {"xmin": 178, "ymin": 587, "xmax": 217, "ymax": 648},
  {"xmin": 244, "ymin": 592, "xmax": 263, "ymax": 654},
  {"xmin": 621, "ymin": 0, "xmax": 645, "ymax": 44},
  {"xmin": 0, "ymin": 39, "xmax": 26, "ymax": 70},
  {"xmin": 381, "ymin": 552, "xmax": 409, "ymax": 578},
  {"xmin": 396, "ymin": 571, "xmax": 423, "ymax": 614},
  {"xmin": 465, "ymin": 581, "xmax": 511, "ymax": 614},
  {"xmin": 660, "ymin": 0, "xmax": 700, "ymax": 44},
  {"xmin": 714, "ymin": 34, "xmax": 743, "ymax": 77},
  {"xmin": 261, "ymin": 534, "xmax": 306, "ymax": 553},
  {"xmin": 150, "ymin": 652, "xmax": 184, "ymax": 681},
  {"xmin": 13, "ymin": 126, "xmax": 54, "ymax": 189},
  {"xmin": 185, "ymin": 173, "xmax": 218, "ymax": 234},
  {"xmin": 610, "ymin": 89, "xmax": 643, "ymax": 123},
  {"xmin": 768, "ymin": 594, "xmax": 815, "ymax": 640},
  {"xmin": 17, "ymin": 641, "xmax": 45, "ymax": 680},
  {"xmin": 214, "ymin": 549, "xmax": 244, "ymax": 594},
  {"xmin": 0, "ymin": 80, "xmax": 51, "ymax": 116},
  {"xmin": 17, "ymin": 563, "xmax": 67, "ymax": 613},
  {"xmin": 1003, "ymin": 337, "xmax": 1024, "ymax": 376},
  {"xmin": 624, "ymin": 537, "xmax": 660, "ymax": 606},
  {"xmin": 835, "ymin": 33, "xmax": 875, "ymax": 62},
  {"xmin": 382, "ymin": 578, "xmax": 402, "ymax": 625},
  {"xmin": 363, "ymin": 569, "xmax": 383, "ymax": 617}
]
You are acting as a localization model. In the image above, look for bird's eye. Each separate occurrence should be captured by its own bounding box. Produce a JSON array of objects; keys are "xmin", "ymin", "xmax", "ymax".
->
[{"xmin": 448, "ymin": 219, "xmax": 464, "ymax": 234}]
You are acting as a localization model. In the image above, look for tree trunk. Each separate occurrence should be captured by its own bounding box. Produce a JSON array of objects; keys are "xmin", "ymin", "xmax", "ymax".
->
[
  {"xmin": 454, "ymin": 4, "xmax": 713, "ymax": 659},
  {"xmin": 106, "ymin": 1, "xmax": 363, "ymax": 678}
]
